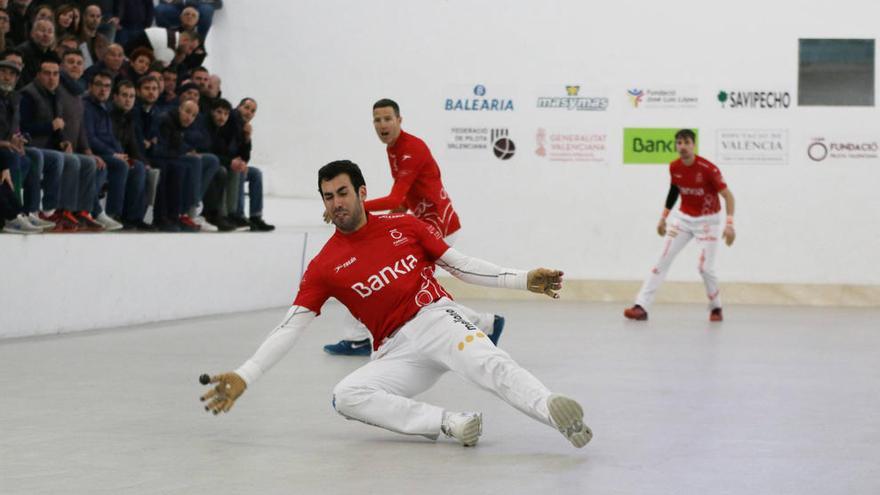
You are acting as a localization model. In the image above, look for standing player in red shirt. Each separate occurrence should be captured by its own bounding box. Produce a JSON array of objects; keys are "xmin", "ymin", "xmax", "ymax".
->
[
  {"xmin": 200, "ymin": 160, "xmax": 591, "ymax": 449},
  {"xmin": 323, "ymin": 99, "xmax": 504, "ymax": 356},
  {"xmin": 624, "ymin": 129, "xmax": 736, "ymax": 321}
]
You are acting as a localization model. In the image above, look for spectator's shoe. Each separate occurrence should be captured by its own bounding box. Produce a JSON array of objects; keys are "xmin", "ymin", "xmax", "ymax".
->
[
  {"xmin": 155, "ymin": 220, "xmax": 181, "ymax": 232},
  {"xmin": 76, "ymin": 211, "xmax": 105, "ymax": 232},
  {"xmin": 548, "ymin": 394, "xmax": 592, "ymax": 448},
  {"xmin": 323, "ymin": 339, "xmax": 371, "ymax": 356},
  {"xmin": 441, "ymin": 411, "xmax": 483, "ymax": 447},
  {"xmin": 95, "ymin": 212, "xmax": 123, "ymax": 231},
  {"xmin": 227, "ymin": 215, "xmax": 251, "ymax": 231},
  {"xmin": 194, "ymin": 215, "xmax": 218, "ymax": 232},
  {"xmin": 249, "ymin": 216, "xmax": 275, "ymax": 232},
  {"xmin": 28, "ymin": 212, "xmax": 55, "ymax": 230},
  {"xmin": 50, "ymin": 210, "xmax": 80, "ymax": 232},
  {"xmin": 710, "ymin": 308, "xmax": 723, "ymax": 322},
  {"xmin": 623, "ymin": 305, "xmax": 648, "ymax": 321},
  {"xmin": 205, "ymin": 214, "xmax": 235, "ymax": 232},
  {"xmin": 3, "ymin": 214, "xmax": 43, "ymax": 234},
  {"xmin": 178, "ymin": 215, "xmax": 201, "ymax": 232},
  {"xmin": 489, "ymin": 315, "xmax": 505, "ymax": 346},
  {"xmin": 128, "ymin": 220, "xmax": 157, "ymax": 232}
]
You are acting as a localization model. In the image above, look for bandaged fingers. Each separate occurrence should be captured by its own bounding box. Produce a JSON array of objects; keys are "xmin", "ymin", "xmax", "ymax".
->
[
  {"xmin": 200, "ymin": 372, "xmax": 247, "ymax": 415},
  {"xmin": 527, "ymin": 268, "xmax": 564, "ymax": 299}
]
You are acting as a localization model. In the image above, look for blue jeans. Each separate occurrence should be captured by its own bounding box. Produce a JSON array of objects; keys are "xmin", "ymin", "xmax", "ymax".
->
[
  {"xmin": 70, "ymin": 154, "xmax": 98, "ymax": 212},
  {"xmin": 181, "ymin": 153, "xmax": 219, "ymax": 213},
  {"xmin": 20, "ymin": 148, "xmax": 62, "ymax": 213},
  {"xmin": 4, "ymin": 149, "xmax": 37, "ymax": 213},
  {"xmin": 152, "ymin": 158, "xmax": 186, "ymax": 223},
  {"xmin": 236, "ymin": 166, "xmax": 263, "ymax": 218},
  {"xmin": 122, "ymin": 160, "xmax": 147, "ymax": 222},
  {"xmin": 155, "ymin": 2, "xmax": 215, "ymax": 37},
  {"xmin": 93, "ymin": 155, "xmax": 130, "ymax": 217}
]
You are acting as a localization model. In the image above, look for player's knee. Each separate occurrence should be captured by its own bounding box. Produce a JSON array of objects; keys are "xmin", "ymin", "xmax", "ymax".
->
[{"xmin": 331, "ymin": 382, "xmax": 371, "ymax": 415}]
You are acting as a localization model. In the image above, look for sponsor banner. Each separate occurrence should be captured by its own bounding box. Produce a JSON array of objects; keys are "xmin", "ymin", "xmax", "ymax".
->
[
  {"xmin": 717, "ymin": 90, "xmax": 792, "ymax": 109},
  {"xmin": 716, "ymin": 129, "xmax": 788, "ymax": 165},
  {"xmin": 535, "ymin": 128, "xmax": 607, "ymax": 163},
  {"xmin": 806, "ymin": 136, "xmax": 879, "ymax": 163},
  {"xmin": 626, "ymin": 87, "xmax": 699, "ymax": 109},
  {"xmin": 623, "ymin": 128, "xmax": 698, "ymax": 165},
  {"xmin": 444, "ymin": 84, "xmax": 515, "ymax": 112},
  {"xmin": 536, "ymin": 85, "xmax": 609, "ymax": 112},
  {"xmin": 445, "ymin": 127, "xmax": 516, "ymax": 161}
]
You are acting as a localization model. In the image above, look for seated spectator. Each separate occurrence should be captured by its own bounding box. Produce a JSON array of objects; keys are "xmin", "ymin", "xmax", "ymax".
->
[
  {"xmin": 15, "ymin": 17, "xmax": 54, "ymax": 85},
  {"xmin": 152, "ymin": 99, "xmax": 200, "ymax": 231},
  {"xmin": 176, "ymin": 79, "xmax": 217, "ymax": 227},
  {"xmin": 109, "ymin": 79, "xmax": 152, "ymax": 229},
  {"xmin": 18, "ymin": 55, "xmax": 85, "ymax": 231},
  {"xmin": 134, "ymin": 74, "xmax": 160, "ymax": 214},
  {"xmin": 54, "ymin": 32, "xmax": 80, "ymax": 56},
  {"xmin": 200, "ymin": 97, "xmax": 238, "ymax": 231},
  {"xmin": 0, "ymin": 57, "xmax": 48, "ymax": 232},
  {"xmin": 83, "ymin": 42, "xmax": 126, "ymax": 84},
  {"xmin": 155, "ymin": 0, "xmax": 215, "ymax": 39},
  {"xmin": 116, "ymin": 0, "xmax": 153, "ymax": 53},
  {"xmin": 0, "ymin": 8, "xmax": 11, "ymax": 53},
  {"xmin": 54, "ymin": 3, "xmax": 80, "ymax": 39},
  {"xmin": 123, "ymin": 45, "xmax": 152, "ymax": 82},
  {"xmin": 232, "ymin": 97, "xmax": 273, "ymax": 232},
  {"xmin": 205, "ymin": 73, "xmax": 220, "ymax": 99},
  {"xmin": 57, "ymin": 47, "xmax": 104, "ymax": 231},
  {"xmin": 78, "ymin": 3, "xmax": 109, "ymax": 68},
  {"xmin": 168, "ymin": 28, "xmax": 203, "ymax": 79},
  {"xmin": 83, "ymin": 70, "xmax": 145, "ymax": 229},
  {"xmin": 157, "ymin": 64, "xmax": 177, "ymax": 109}
]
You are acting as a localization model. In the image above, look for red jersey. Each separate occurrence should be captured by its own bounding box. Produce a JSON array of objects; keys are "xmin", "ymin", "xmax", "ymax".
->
[
  {"xmin": 294, "ymin": 213, "xmax": 452, "ymax": 350},
  {"xmin": 364, "ymin": 130, "xmax": 462, "ymax": 237},
  {"xmin": 669, "ymin": 156, "xmax": 728, "ymax": 217}
]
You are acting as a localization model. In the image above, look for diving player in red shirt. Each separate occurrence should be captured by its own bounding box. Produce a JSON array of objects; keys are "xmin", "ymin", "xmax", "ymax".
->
[
  {"xmin": 200, "ymin": 160, "xmax": 591, "ymax": 449},
  {"xmin": 323, "ymin": 99, "xmax": 504, "ymax": 355},
  {"xmin": 624, "ymin": 129, "xmax": 736, "ymax": 321}
]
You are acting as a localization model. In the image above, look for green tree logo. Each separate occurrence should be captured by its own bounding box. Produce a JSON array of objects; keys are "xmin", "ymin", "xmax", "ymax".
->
[{"xmin": 717, "ymin": 90, "xmax": 729, "ymax": 108}]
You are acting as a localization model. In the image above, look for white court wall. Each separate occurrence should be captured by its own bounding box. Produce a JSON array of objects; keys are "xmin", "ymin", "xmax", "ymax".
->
[{"xmin": 206, "ymin": 1, "xmax": 880, "ymax": 286}]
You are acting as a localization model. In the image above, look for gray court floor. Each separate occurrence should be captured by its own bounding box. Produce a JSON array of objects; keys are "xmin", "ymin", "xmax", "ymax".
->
[{"xmin": 2, "ymin": 300, "xmax": 878, "ymax": 495}]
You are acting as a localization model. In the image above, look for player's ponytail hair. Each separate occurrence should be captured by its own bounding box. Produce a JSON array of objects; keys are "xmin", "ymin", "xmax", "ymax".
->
[{"xmin": 318, "ymin": 160, "xmax": 366, "ymax": 193}]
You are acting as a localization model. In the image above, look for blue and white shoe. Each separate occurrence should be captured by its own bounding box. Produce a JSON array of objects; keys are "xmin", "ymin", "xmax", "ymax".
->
[
  {"xmin": 323, "ymin": 338, "xmax": 371, "ymax": 356},
  {"xmin": 488, "ymin": 315, "xmax": 505, "ymax": 346}
]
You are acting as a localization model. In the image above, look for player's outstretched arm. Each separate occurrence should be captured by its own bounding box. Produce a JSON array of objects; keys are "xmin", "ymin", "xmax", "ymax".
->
[
  {"xmin": 437, "ymin": 248, "xmax": 563, "ymax": 299},
  {"xmin": 199, "ymin": 305, "xmax": 317, "ymax": 415}
]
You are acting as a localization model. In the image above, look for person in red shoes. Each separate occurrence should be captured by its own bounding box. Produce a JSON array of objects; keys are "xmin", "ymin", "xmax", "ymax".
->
[
  {"xmin": 624, "ymin": 129, "xmax": 736, "ymax": 322},
  {"xmin": 322, "ymin": 99, "xmax": 504, "ymax": 356}
]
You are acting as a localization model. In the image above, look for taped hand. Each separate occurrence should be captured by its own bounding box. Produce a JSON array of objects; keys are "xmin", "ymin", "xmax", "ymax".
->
[
  {"xmin": 527, "ymin": 268, "xmax": 564, "ymax": 299},
  {"xmin": 200, "ymin": 372, "xmax": 247, "ymax": 415}
]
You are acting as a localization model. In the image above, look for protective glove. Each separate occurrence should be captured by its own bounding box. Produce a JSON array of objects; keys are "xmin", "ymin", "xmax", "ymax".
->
[
  {"xmin": 527, "ymin": 268, "xmax": 564, "ymax": 299},
  {"xmin": 200, "ymin": 372, "xmax": 247, "ymax": 415}
]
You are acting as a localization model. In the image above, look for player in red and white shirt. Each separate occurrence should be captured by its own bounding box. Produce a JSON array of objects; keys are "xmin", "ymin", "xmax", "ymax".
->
[
  {"xmin": 200, "ymin": 160, "xmax": 591, "ymax": 449},
  {"xmin": 323, "ymin": 99, "xmax": 503, "ymax": 356},
  {"xmin": 624, "ymin": 129, "xmax": 737, "ymax": 322}
]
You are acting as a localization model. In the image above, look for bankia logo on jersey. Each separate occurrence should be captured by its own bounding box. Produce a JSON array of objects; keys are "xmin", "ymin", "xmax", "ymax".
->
[{"xmin": 444, "ymin": 84, "xmax": 515, "ymax": 111}]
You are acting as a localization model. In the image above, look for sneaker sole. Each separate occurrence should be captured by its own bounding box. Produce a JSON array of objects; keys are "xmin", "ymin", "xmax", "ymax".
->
[
  {"xmin": 548, "ymin": 394, "xmax": 592, "ymax": 448},
  {"xmin": 458, "ymin": 413, "xmax": 483, "ymax": 447},
  {"xmin": 490, "ymin": 315, "xmax": 505, "ymax": 346}
]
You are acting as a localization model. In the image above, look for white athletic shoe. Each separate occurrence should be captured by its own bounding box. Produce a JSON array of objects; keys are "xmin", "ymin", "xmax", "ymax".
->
[
  {"xmin": 441, "ymin": 411, "xmax": 483, "ymax": 447},
  {"xmin": 193, "ymin": 215, "xmax": 217, "ymax": 232},
  {"xmin": 4, "ymin": 214, "xmax": 43, "ymax": 234},
  {"xmin": 28, "ymin": 212, "xmax": 55, "ymax": 229},
  {"xmin": 548, "ymin": 394, "xmax": 592, "ymax": 448},
  {"xmin": 95, "ymin": 212, "xmax": 123, "ymax": 231}
]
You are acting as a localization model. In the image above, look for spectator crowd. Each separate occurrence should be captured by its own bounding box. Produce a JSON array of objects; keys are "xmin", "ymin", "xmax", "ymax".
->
[{"xmin": 0, "ymin": 0, "xmax": 274, "ymax": 234}]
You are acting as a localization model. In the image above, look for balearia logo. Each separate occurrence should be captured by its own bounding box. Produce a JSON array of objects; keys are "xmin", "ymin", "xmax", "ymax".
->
[
  {"xmin": 536, "ymin": 85, "xmax": 608, "ymax": 111},
  {"xmin": 623, "ymin": 128, "xmax": 698, "ymax": 164},
  {"xmin": 351, "ymin": 254, "xmax": 419, "ymax": 298},
  {"xmin": 718, "ymin": 90, "xmax": 791, "ymax": 109},
  {"xmin": 807, "ymin": 137, "xmax": 879, "ymax": 162},
  {"xmin": 491, "ymin": 128, "xmax": 516, "ymax": 160},
  {"xmin": 445, "ymin": 84, "xmax": 514, "ymax": 111}
]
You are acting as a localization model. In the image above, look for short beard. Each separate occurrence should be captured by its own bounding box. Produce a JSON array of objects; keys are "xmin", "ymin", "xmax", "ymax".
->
[
  {"xmin": 332, "ymin": 205, "xmax": 364, "ymax": 233},
  {"xmin": 0, "ymin": 82, "xmax": 14, "ymax": 93}
]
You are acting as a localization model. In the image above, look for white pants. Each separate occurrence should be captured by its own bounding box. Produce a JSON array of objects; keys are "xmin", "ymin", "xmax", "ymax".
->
[
  {"xmin": 635, "ymin": 211, "xmax": 723, "ymax": 310},
  {"xmin": 340, "ymin": 230, "xmax": 495, "ymax": 340},
  {"xmin": 332, "ymin": 298, "xmax": 553, "ymax": 438}
]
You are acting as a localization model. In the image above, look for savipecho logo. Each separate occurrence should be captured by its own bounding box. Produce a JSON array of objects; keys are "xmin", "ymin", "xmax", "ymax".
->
[
  {"xmin": 351, "ymin": 254, "xmax": 419, "ymax": 298},
  {"xmin": 536, "ymin": 85, "xmax": 608, "ymax": 111},
  {"xmin": 718, "ymin": 90, "xmax": 791, "ymax": 109},
  {"xmin": 445, "ymin": 84, "xmax": 514, "ymax": 111}
]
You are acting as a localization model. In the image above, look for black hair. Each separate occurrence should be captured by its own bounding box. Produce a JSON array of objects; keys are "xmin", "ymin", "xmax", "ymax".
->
[
  {"xmin": 90, "ymin": 69, "xmax": 114, "ymax": 84},
  {"xmin": 674, "ymin": 129, "xmax": 696, "ymax": 143},
  {"xmin": 112, "ymin": 79, "xmax": 134, "ymax": 95},
  {"xmin": 191, "ymin": 66, "xmax": 209, "ymax": 75},
  {"xmin": 372, "ymin": 98, "xmax": 399, "ymax": 116},
  {"xmin": 136, "ymin": 74, "xmax": 159, "ymax": 89},
  {"xmin": 317, "ymin": 160, "xmax": 366, "ymax": 194},
  {"xmin": 211, "ymin": 98, "xmax": 232, "ymax": 112},
  {"xmin": 61, "ymin": 48, "xmax": 84, "ymax": 60},
  {"xmin": 38, "ymin": 53, "xmax": 62, "ymax": 69},
  {"xmin": 238, "ymin": 97, "xmax": 256, "ymax": 107}
]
